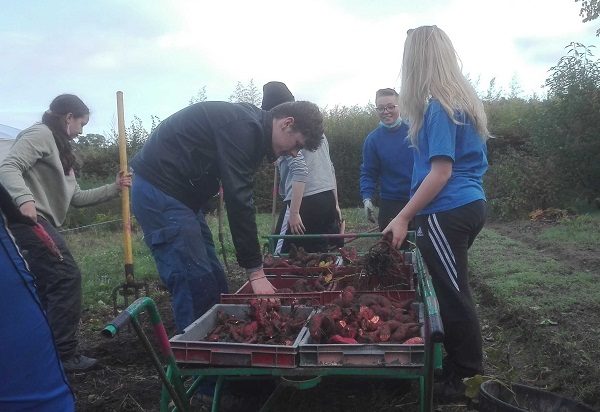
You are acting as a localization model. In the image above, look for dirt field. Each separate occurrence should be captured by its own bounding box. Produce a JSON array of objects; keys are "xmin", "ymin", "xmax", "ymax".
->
[{"xmin": 68, "ymin": 219, "xmax": 600, "ymax": 412}]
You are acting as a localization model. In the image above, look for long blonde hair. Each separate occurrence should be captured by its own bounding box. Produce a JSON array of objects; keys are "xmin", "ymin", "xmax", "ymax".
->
[{"xmin": 399, "ymin": 25, "xmax": 490, "ymax": 146}]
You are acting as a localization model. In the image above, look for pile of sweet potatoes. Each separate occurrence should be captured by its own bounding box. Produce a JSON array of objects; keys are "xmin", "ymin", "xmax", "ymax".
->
[
  {"xmin": 202, "ymin": 299, "xmax": 308, "ymax": 345},
  {"xmin": 308, "ymin": 286, "xmax": 423, "ymax": 345},
  {"xmin": 263, "ymin": 245, "xmax": 362, "ymax": 269}
]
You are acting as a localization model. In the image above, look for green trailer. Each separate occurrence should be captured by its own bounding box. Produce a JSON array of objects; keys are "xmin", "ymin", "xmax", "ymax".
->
[{"xmin": 102, "ymin": 235, "xmax": 444, "ymax": 412}]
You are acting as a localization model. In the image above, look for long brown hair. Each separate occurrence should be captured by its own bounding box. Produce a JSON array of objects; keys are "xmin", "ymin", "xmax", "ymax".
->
[
  {"xmin": 41, "ymin": 94, "xmax": 89, "ymax": 175},
  {"xmin": 399, "ymin": 26, "xmax": 490, "ymax": 145}
]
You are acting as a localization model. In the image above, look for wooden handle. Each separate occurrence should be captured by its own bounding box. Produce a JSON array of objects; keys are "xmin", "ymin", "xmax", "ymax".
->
[{"xmin": 117, "ymin": 91, "xmax": 134, "ymax": 279}]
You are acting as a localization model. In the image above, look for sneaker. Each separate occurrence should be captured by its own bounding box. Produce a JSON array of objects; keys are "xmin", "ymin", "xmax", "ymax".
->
[
  {"xmin": 434, "ymin": 372, "xmax": 468, "ymax": 403},
  {"xmin": 62, "ymin": 354, "xmax": 99, "ymax": 372}
]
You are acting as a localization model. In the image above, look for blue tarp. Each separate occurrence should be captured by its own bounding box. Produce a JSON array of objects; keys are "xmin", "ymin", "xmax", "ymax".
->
[{"xmin": 0, "ymin": 212, "xmax": 74, "ymax": 412}]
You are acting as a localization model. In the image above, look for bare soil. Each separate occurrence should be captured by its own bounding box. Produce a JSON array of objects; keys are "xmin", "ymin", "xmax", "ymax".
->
[{"xmin": 70, "ymin": 220, "xmax": 599, "ymax": 411}]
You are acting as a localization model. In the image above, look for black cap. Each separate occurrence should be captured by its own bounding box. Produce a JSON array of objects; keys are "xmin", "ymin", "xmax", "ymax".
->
[{"xmin": 261, "ymin": 81, "xmax": 295, "ymax": 110}]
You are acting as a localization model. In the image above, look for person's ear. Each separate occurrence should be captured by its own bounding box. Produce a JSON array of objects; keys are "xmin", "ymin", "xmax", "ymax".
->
[{"xmin": 282, "ymin": 117, "xmax": 294, "ymax": 129}]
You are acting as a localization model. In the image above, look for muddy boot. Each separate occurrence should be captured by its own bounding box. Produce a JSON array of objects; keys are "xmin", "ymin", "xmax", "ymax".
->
[
  {"xmin": 62, "ymin": 354, "xmax": 99, "ymax": 372},
  {"xmin": 434, "ymin": 371, "xmax": 468, "ymax": 403}
]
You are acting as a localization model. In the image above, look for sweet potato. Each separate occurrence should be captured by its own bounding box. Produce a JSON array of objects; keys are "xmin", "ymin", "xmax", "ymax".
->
[
  {"xmin": 393, "ymin": 308, "xmax": 417, "ymax": 323},
  {"xmin": 263, "ymin": 254, "xmax": 275, "ymax": 268},
  {"xmin": 322, "ymin": 304, "xmax": 343, "ymax": 321},
  {"xmin": 277, "ymin": 259, "xmax": 294, "ymax": 268},
  {"xmin": 359, "ymin": 330, "xmax": 380, "ymax": 343},
  {"xmin": 384, "ymin": 319, "xmax": 402, "ymax": 333},
  {"xmin": 359, "ymin": 294, "xmax": 392, "ymax": 309},
  {"xmin": 242, "ymin": 321, "xmax": 258, "ymax": 339},
  {"xmin": 365, "ymin": 315, "xmax": 381, "ymax": 332},
  {"xmin": 390, "ymin": 322, "xmax": 421, "ymax": 342},
  {"xmin": 371, "ymin": 304, "xmax": 392, "ymax": 320},
  {"xmin": 230, "ymin": 326, "xmax": 245, "ymax": 343},
  {"xmin": 341, "ymin": 324, "xmax": 357, "ymax": 339},
  {"xmin": 309, "ymin": 313, "xmax": 325, "ymax": 340},
  {"xmin": 402, "ymin": 336, "xmax": 424, "ymax": 345},
  {"xmin": 378, "ymin": 322, "xmax": 392, "ymax": 342},
  {"xmin": 328, "ymin": 334, "xmax": 358, "ymax": 344},
  {"xmin": 358, "ymin": 305, "xmax": 375, "ymax": 321}
]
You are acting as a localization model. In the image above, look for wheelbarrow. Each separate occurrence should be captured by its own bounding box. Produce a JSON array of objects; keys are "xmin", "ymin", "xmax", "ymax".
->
[{"xmin": 102, "ymin": 246, "xmax": 444, "ymax": 412}]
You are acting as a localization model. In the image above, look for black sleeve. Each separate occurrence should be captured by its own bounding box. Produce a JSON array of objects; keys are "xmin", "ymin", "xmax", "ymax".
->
[
  {"xmin": 0, "ymin": 183, "xmax": 35, "ymax": 226},
  {"xmin": 214, "ymin": 120, "xmax": 263, "ymax": 269}
]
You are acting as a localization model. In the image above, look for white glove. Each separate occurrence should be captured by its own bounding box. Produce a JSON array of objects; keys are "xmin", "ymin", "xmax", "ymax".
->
[{"xmin": 363, "ymin": 198, "xmax": 376, "ymax": 224}]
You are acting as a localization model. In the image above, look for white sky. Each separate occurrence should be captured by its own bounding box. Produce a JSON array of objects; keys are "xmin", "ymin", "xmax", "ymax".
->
[{"xmin": 1, "ymin": 0, "xmax": 597, "ymax": 136}]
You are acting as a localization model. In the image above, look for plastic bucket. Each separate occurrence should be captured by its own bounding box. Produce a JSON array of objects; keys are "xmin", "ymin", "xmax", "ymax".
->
[{"xmin": 479, "ymin": 381, "xmax": 596, "ymax": 412}]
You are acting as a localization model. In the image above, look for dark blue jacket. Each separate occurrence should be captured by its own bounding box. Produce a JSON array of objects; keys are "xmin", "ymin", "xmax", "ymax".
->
[
  {"xmin": 0, "ymin": 184, "xmax": 74, "ymax": 412},
  {"xmin": 131, "ymin": 102, "xmax": 273, "ymax": 269}
]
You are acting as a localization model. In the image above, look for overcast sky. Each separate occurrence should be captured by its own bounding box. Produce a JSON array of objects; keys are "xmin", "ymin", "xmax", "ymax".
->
[{"xmin": 1, "ymin": 0, "xmax": 597, "ymax": 136}]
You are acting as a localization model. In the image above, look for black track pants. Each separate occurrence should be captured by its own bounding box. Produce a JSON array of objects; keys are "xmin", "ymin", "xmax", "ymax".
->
[
  {"xmin": 9, "ymin": 217, "xmax": 81, "ymax": 360},
  {"xmin": 274, "ymin": 190, "xmax": 340, "ymax": 254},
  {"xmin": 414, "ymin": 199, "xmax": 486, "ymax": 378}
]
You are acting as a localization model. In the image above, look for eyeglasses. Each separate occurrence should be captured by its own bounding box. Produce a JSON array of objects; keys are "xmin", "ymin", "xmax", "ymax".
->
[{"xmin": 375, "ymin": 104, "xmax": 398, "ymax": 114}]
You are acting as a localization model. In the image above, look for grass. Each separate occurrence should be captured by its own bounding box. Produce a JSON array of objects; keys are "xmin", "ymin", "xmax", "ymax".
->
[
  {"xmin": 469, "ymin": 216, "xmax": 600, "ymax": 406},
  {"xmin": 64, "ymin": 225, "xmax": 157, "ymax": 309},
  {"xmin": 470, "ymin": 229, "xmax": 600, "ymax": 312},
  {"xmin": 538, "ymin": 213, "xmax": 600, "ymax": 249}
]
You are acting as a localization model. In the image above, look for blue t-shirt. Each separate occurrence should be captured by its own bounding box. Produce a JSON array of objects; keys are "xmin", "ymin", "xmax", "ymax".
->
[
  {"xmin": 412, "ymin": 100, "xmax": 488, "ymax": 215},
  {"xmin": 360, "ymin": 123, "xmax": 414, "ymax": 202}
]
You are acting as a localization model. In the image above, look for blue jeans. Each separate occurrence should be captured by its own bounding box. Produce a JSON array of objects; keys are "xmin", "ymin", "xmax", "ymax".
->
[{"xmin": 131, "ymin": 175, "xmax": 228, "ymax": 332}]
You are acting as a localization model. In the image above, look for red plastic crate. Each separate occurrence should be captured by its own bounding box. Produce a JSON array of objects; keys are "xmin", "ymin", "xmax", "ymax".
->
[
  {"xmin": 221, "ymin": 277, "xmax": 326, "ymax": 305},
  {"xmin": 262, "ymin": 251, "xmax": 415, "ymax": 291},
  {"xmin": 222, "ymin": 250, "xmax": 416, "ymax": 305},
  {"xmin": 299, "ymin": 298, "xmax": 424, "ymax": 368},
  {"xmin": 169, "ymin": 304, "xmax": 314, "ymax": 368},
  {"xmin": 263, "ymin": 265, "xmax": 361, "ymax": 277},
  {"xmin": 321, "ymin": 289, "xmax": 416, "ymax": 305}
]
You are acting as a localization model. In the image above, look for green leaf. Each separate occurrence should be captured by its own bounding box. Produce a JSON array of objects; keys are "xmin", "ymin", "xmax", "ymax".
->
[
  {"xmin": 539, "ymin": 319, "xmax": 558, "ymax": 326},
  {"xmin": 463, "ymin": 374, "xmax": 490, "ymax": 399}
]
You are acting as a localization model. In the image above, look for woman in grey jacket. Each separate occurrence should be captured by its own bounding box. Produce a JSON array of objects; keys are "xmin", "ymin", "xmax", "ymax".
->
[{"xmin": 0, "ymin": 94, "xmax": 130, "ymax": 371}]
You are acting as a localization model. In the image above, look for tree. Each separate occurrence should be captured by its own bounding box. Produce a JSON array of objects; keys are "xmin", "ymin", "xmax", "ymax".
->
[
  {"xmin": 534, "ymin": 42, "xmax": 600, "ymax": 204},
  {"xmin": 76, "ymin": 133, "xmax": 108, "ymax": 148},
  {"xmin": 126, "ymin": 116, "xmax": 151, "ymax": 155},
  {"xmin": 508, "ymin": 74, "xmax": 523, "ymax": 99},
  {"xmin": 545, "ymin": 42, "xmax": 600, "ymax": 95},
  {"xmin": 484, "ymin": 78, "xmax": 504, "ymax": 101},
  {"xmin": 575, "ymin": 0, "xmax": 600, "ymax": 35},
  {"xmin": 189, "ymin": 86, "xmax": 207, "ymax": 105},
  {"xmin": 229, "ymin": 79, "xmax": 261, "ymax": 106}
]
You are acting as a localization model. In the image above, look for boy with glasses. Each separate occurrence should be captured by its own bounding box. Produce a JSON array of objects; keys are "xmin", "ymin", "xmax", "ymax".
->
[{"xmin": 360, "ymin": 88, "xmax": 414, "ymax": 231}]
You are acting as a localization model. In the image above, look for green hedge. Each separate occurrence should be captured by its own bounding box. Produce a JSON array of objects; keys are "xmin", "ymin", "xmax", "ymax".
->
[{"xmin": 71, "ymin": 89, "xmax": 600, "ymax": 227}]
